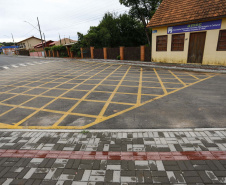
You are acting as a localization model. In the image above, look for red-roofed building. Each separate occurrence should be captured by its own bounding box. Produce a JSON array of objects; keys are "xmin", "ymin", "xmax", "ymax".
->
[
  {"xmin": 147, "ymin": 0, "xmax": 226, "ymax": 66},
  {"xmin": 34, "ymin": 40, "xmax": 55, "ymax": 50}
]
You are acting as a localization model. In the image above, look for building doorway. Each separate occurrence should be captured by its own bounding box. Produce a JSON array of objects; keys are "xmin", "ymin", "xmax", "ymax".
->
[{"xmin": 187, "ymin": 32, "xmax": 206, "ymax": 64}]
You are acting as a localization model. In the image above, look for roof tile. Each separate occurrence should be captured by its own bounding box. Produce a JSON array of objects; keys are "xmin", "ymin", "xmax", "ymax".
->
[{"xmin": 148, "ymin": 0, "xmax": 226, "ymax": 27}]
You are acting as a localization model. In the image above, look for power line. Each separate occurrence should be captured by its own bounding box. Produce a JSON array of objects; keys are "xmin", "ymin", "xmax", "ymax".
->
[{"xmin": 43, "ymin": 9, "xmax": 128, "ymax": 33}]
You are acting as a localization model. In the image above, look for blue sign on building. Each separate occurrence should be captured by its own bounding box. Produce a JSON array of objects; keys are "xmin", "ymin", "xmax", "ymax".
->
[{"xmin": 167, "ymin": 20, "xmax": 222, "ymax": 34}]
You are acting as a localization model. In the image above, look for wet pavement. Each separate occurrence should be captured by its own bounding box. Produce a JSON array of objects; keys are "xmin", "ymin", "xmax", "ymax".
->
[{"xmin": 0, "ymin": 57, "xmax": 225, "ymax": 130}]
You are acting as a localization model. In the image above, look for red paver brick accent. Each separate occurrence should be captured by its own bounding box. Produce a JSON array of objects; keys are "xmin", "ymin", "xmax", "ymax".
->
[{"xmin": 0, "ymin": 150, "xmax": 225, "ymax": 160}]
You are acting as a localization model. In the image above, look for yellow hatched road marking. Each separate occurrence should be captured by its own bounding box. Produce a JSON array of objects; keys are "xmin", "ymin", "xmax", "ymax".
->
[
  {"xmin": 186, "ymin": 72, "xmax": 200, "ymax": 80},
  {"xmin": 137, "ymin": 68, "xmax": 142, "ymax": 105},
  {"xmin": 73, "ymin": 74, "xmax": 216, "ymax": 129},
  {"xmin": 153, "ymin": 68, "xmax": 167, "ymax": 94},
  {"xmin": 13, "ymin": 64, "xmax": 109, "ymax": 127},
  {"xmin": 0, "ymin": 64, "xmax": 102, "ymax": 119},
  {"xmin": 169, "ymin": 70, "xmax": 187, "ymax": 87},
  {"xmin": 0, "ymin": 60, "xmax": 218, "ymax": 130},
  {"xmin": 51, "ymin": 65, "xmax": 123, "ymax": 127},
  {"xmin": 96, "ymin": 66, "xmax": 132, "ymax": 122},
  {"xmin": 0, "ymin": 63, "xmax": 99, "ymax": 102}
]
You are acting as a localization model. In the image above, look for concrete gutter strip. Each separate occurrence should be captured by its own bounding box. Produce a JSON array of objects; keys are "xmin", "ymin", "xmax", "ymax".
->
[
  {"xmin": 77, "ymin": 59, "xmax": 226, "ymax": 74},
  {"xmin": 0, "ymin": 128, "xmax": 225, "ymax": 133}
]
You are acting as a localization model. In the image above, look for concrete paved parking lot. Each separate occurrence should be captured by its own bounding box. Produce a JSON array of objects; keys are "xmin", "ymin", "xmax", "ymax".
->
[{"xmin": 0, "ymin": 56, "xmax": 225, "ymax": 129}]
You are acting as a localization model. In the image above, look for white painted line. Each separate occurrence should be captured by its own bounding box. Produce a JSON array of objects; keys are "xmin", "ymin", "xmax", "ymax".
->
[
  {"xmin": 19, "ymin": 64, "xmax": 27, "ymax": 66},
  {"xmin": 2, "ymin": 66, "xmax": 9, "ymax": 69},
  {"xmin": 26, "ymin": 63, "xmax": 35, "ymax": 65},
  {"xmin": 11, "ymin": 65, "xmax": 18, "ymax": 68}
]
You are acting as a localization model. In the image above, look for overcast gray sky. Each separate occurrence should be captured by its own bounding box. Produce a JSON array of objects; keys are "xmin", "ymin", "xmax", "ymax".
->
[{"xmin": 0, "ymin": 0, "xmax": 129, "ymax": 42}]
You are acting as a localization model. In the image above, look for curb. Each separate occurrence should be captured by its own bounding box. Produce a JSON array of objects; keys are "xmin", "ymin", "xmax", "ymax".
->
[
  {"xmin": 76, "ymin": 59, "xmax": 226, "ymax": 74},
  {"xmin": 2, "ymin": 55, "xmax": 226, "ymax": 73},
  {"xmin": 0, "ymin": 128, "xmax": 225, "ymax": 133}
]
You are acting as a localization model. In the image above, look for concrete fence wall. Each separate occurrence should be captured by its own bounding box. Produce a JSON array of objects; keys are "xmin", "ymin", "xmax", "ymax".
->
[
  {"xmin": 81, "ymin": 46, "xmax": 152, "ymax": 61},
  {"xmin": 30, "ymin": 51, "xmax": 44, "ymax": 57}
]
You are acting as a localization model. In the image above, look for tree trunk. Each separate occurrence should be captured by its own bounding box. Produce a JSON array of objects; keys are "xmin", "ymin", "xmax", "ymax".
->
[{"xmin": 145, "ymin": 28, "xmax": 151, "ymax": 46}]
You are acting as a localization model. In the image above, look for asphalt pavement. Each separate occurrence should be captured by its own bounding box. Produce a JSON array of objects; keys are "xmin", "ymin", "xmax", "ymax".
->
[
  {"xmin": 0, "ymin": 56, "xmax": 225, "ymax": 130},
  {"xmin": 0, "ymin": 55, "xmax": 48, "ymax": 66}
]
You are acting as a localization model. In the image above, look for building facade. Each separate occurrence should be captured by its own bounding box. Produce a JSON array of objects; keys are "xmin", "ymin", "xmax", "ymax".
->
[
  {"xmin": 17, "ymin": 36, "xmax": 43, "ymax": 50},
  {"xmin": 0, "ymin": 46, "xmax": 18, "ymax": 55},
  {"xmin": 148, "ymin": 0, "xmax": 226, "ymax": 66}
]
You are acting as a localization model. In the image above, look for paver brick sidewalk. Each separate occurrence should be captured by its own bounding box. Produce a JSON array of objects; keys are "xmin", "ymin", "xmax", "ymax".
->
[{"xmin": 0, "ymin": 130, "xmax": 226, "ymax": 185}]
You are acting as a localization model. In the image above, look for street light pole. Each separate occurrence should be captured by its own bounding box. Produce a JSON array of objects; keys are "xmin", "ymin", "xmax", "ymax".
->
[
  {"xmin": 37, "ymin": 17, "xmax": 46, "ymax": 58},
  {"xmin": 11, "ymin": 33, "xmax": 17, "ymax": 55}
]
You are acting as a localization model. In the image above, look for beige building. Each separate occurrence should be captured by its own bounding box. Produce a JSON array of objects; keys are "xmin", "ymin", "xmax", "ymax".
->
[
  {"xmin": 17, "ymin": 36, "xmax": 43, "ymax": 50},
  {"xmin": 147, "ymin": 0, "xmax": 226, "ymax": 66}
]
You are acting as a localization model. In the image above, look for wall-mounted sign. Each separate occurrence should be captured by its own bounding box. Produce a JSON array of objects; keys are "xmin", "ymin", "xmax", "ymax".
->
[
  {"xmin": 153, "ymin": 30, "xmax": 157, "ymax": 33},
  {"xmin": 167, "ymin": 20, "xmax": 222, "ymax": 34}
]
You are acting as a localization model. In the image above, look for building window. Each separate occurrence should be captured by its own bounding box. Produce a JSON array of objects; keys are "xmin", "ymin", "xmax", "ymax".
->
[
  {"xmin": 171, "ymin": 34, "xmax": 185, "ymax": 51},
  {"xmin": 156, "ymin": 35, "xmax": 167, "ymax": 51},
  {"xmin": 217, "ymin": 30, "xmax": 226, "ymax": 51}
]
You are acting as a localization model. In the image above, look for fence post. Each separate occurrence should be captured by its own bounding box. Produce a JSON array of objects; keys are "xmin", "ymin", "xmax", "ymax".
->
[
  {"xmin": 140, "ymin": 45, "xmax": 145, "ymax": 61},
  {"xmin": 45, "ymin": 51, "xmax": 47, "ymax": 57},
  {"xmin": 48, "ymin": 50, "xmax": 50, "ymax": 57},
  {"xmin": 66, "ymin": 47, "xmax": 70, "ymax": 57},
  {"xmin": 57, "ymin": 51, "xmax": 59, "ymax": 58},
  {"xmin": 120, "ymin": 46, "xmax": 124, "ymax": 60},
  {"xmin": 71, "ymin": 51, "xmax": 74, "ymax": 58},
  {"xmin": 103, "ymin": 47, "xmax": 107, "ymax": 59},
  {"xmin": 53, "ymin": 50, "xmax": 55, "ymax": 57},
  {"xmin": 80, "ymin": 48, "xmax": 83, "ymax": 59},
  {"xmin": 90, "ymin": 47, "xmax": 94, "ymax": 59}
]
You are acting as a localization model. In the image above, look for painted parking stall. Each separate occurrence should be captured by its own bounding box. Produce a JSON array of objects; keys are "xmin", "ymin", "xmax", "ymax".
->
[{"xmin": 0, "ymin": 60, "xmax": 216, "ymax": 130}]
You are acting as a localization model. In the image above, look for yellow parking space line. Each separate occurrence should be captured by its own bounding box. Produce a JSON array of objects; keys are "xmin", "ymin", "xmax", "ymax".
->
[
  {"xmin": 82, "ymin": 74, "xmax": 216, "ymax": 129},
  {"xmin": 0, "ymin": 122, "xmax": 14, "ymax": 128},
  {"xmin": 12, "ymin": 64, "xmax": 111, "ymax": 127},
  {"xmin": 52, "ymin": 65, "xmax": 123, "ymax": 127},
  {"xmin": 154, "ymin": 68, "xmax": 167, "ymax": 94},
  {"xmin": 110, "ymin": 101, "xmax": 136, "ymax": 106},
  {"xmin": 169, "ymin": 70, "xmax": 187, "ymax": 87},
  {"xmin": 0, "ymin": 63, "xmax": 99, "ymax": 103},
  {"xmin": 137, "ymin": 68, "xmax": 142, "ymax": 105},
  {"xmin": 96, "ymin": 66, "xmax": 131, "ymax": 122}
]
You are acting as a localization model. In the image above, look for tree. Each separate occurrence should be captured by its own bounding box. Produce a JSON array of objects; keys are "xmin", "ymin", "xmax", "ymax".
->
[
  {"xmin": 73, "ymin": 12, "xmax": 147, "ymax": 49},
  {"xmin": 119, "ymin": 0, "xmax": 162, "ymax": 45}
]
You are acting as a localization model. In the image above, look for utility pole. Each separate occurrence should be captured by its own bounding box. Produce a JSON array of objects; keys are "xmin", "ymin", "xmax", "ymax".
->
[
  {"xmin": 43, "ymin": 33, "xmax": 46, "ymax": 47},
  {"xmin": 64, "ymin": 36, "xmax": 67, "ymax": 45},
  {"xmin": 37, "ymin": 17, "xmax": 46, "ymax": 58},
  {"xmin": 11, "ymin": 33, "xmax": 17, "ymax": 55},
  {"xmin": 59, "ymin": 34, "xmax": 62, "ymax": 45}
]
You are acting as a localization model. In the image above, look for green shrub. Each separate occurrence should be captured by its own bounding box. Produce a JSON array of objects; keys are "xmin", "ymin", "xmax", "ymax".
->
[
  {"xmin": 44, "ymin": 47, "xmax": 51, "ymax": 51},
  {"xmin": 51, "ymin": 45, "xmax": 66, "ymax": 51},
  {"xmin": 71, "ymin": 43, "xmax": 81, "ymax": 57},
  {"xmin": 117, "ymin": 55, "xmax": 121, "ymax": 60}
]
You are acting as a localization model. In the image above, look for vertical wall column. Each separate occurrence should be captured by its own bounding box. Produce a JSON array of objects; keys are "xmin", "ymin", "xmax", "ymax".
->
[
  {"xmin": 140, "ymin": 45, "xmax": 145, "ymax": 61},
  {"xmin": 120, "ymin": 46, "xmax": 124, "ymax": 60},
  {"xmin": 103, "ymin": 48, "xmax": 107, "ymax": 59},
  {"xmin": 48, "ymin": 50, "xmax": 51, "ymax": 57},
  {"xmin": 66, "ymin": 47, "xmax": 70, "ymax": 57},
  {"xmin": 90, "ymin": 47, "xmax": 94, "ymax": 59},
  {"xmin": 45, "ymin": 51, "xmax": 47, "ymax": 57},
  {"xmin": 80, "ymin": 48, "xmax": 84, "ymax": 59}
]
